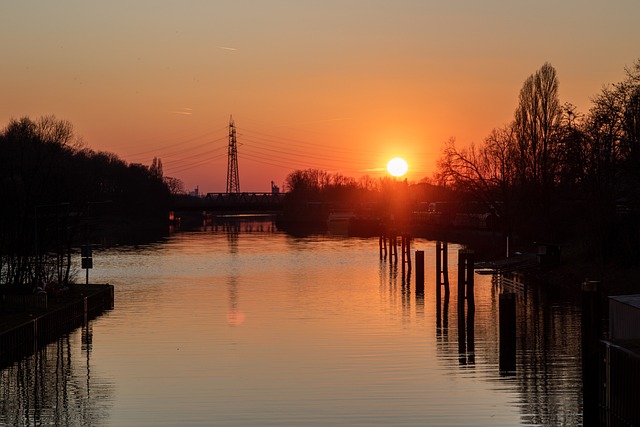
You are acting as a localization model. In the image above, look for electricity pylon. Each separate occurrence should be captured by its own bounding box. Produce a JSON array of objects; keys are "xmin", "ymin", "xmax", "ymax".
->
[{"xmin": 226, "ymin": 115, "xmax": 240, "ymax": 193}]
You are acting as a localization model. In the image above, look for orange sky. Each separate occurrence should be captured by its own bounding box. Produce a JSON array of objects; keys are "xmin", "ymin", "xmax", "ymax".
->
[{"xmin": 2, "ymin": 1, "xmax": 639, "ymax": 193}]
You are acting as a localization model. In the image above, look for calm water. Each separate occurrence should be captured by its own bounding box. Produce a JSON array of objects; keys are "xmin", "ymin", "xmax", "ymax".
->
[{"xmin": 0, "ymin": 219, "xmax": 583, "ymax": 426}]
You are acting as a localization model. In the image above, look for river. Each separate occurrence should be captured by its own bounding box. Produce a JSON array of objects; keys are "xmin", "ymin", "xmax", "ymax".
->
[{"xmin": 0, "ymin": 217, "xmax": 583, "ymax": 426}]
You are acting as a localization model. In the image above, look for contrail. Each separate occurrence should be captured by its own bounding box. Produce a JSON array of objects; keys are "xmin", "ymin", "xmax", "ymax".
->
[
  {"xmin": 171, "ymin": 108, "xmax": 193, "ymax": 115},
  {"xmin": 217, "ymin": 46, "xmax": 237, "ymax": 51}
]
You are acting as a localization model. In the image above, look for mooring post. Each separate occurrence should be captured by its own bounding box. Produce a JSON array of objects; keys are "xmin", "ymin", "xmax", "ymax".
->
[
  {"xmin": 466, "ymin": 250, "xmax": 475, "ymax": 310},
  {"xmin": 436, "ymin": 242, "xmax": 442, "ymax": 321},
  {"xmin": 436, "ymin": 241, "xmax": 450, "ymax": 289},
  {"xmin": 457, "ymin": 249, "xmax": 469, "ymax": 364},
  {"xmin": 499, "ymin": 292, "xmax": 516, "ymax": 374},
  {"xmin": 436, "ymin": 241, "xmax": 442, "ymax": 287},
  {"xmin": 457, "ymin": 249, "xmax": 467, "ymax": 305},
  {"xmin": 416, "ymin": 250, "xmax": 425, "ymax": 294},
  {"xmin": 442, "ymin": 242, "xmax": 449, "ymax": 277},
  {"xmin": 581, "ymin": 280, "xmax": 602, "ymax": 425}
]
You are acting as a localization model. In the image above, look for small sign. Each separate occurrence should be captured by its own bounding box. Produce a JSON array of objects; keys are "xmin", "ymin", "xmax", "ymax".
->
[
  {"xmin": 81, "ymin": 244, "xmax": 92, "ymax": 258},
  {"xmin": 82, "ymin": 257, "xmax": 93, "ymax": 269}
]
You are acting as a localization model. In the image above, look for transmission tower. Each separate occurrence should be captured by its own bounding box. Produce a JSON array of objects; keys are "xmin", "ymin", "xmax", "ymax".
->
[{"xmin": 226, "ymin": 115, "xmax": 240, "ymax": 193}]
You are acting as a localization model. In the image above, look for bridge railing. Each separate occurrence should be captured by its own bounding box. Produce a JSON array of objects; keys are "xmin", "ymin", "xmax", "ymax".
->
[{"xmin": 205, "ymin": 192, "xmax": 286, "ymax": 205}]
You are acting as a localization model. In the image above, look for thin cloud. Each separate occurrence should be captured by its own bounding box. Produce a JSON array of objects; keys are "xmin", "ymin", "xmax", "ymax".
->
[
  {"xmin": 217, "ymin": 46, "xmax": 237, "ymax": 51},
  {"xmin": 171, "ymin": 108, "xmax": 193, "ymax": 115},
  {"xmin": 364, "ymin": 167, "xmax": 385, "ymax": 172}
]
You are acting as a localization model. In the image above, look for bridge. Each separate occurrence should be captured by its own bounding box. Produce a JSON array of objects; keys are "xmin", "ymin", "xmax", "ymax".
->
[{"xmin": 171, "ymin": 192, "xmax": 286, "ymax": 214}]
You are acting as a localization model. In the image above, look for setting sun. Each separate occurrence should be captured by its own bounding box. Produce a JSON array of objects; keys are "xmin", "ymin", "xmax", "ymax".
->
[{"xmin": 386, "ymin": 157, "xmax": 409, "ymax": 177}]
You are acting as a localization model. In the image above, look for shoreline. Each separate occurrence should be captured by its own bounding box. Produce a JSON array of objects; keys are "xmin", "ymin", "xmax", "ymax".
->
[{"xmin": 0, "ymin": 283, "xmax": 114, "ymax": 367}]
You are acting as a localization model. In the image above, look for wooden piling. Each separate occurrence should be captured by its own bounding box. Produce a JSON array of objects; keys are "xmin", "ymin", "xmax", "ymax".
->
[
  {"xmin": 405, "ymin": 236, "xmax": 411, "ymax": 269},
  {"xmin": 436, "ymin": 241, "xmax": 442, "ymax": 287},
  {"xmin": 436, "ymin": 242, "xmax": 450, "ymax": 331},
  {"xmin": 388, "ymin": 234, "xmax": 398, "ymax": 264},
  {"xmin": 499, "ymin": 292, "xmax": 516, "ymax": 374},
  {"xmin": 436, "ymin": 241, "xmax": 449, "ymax": 289},
  {"xmin": 457, "ymin": 249, "xmax": 474, "ymax": 308}
]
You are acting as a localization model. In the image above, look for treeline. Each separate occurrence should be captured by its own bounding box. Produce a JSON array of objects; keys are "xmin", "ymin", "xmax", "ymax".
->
[
  {"xmin": 437, "ymin": 60, "xmax": 640, "ymax": 264},
  {"xmin": 279, "ymin": 168, "xmax": 452, "ymax": 232},
  {"xmin": 0, "ymin": 116, "xmax": 174, "ymax": 287}
]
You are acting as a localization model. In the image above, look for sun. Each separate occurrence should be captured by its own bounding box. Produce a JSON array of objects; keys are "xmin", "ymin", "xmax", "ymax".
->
[{"xmin": 386, "ymin": 157, "xmax": 409, "ymax": 177}]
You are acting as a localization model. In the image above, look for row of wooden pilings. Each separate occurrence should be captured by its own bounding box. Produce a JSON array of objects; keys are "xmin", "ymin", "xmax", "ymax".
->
[
  {"xmin": 380, "ymin": 236, "xmax": 638, "ymax": 423},
  {"xmin": 379, "ymin": 235, "xmax": 517, "ymax": 372}
]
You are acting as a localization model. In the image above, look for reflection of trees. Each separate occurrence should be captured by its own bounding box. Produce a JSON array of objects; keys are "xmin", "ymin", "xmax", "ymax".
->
[
  {"xmin": 513, "ymin": 284, "xmax": 582, "ymax": 426},
  {"xmin": 0, "ymin": 325, "xmax": 113, "ymax": 426}
]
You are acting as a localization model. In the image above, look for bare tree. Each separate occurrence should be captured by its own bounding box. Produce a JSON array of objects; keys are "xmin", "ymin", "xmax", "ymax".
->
[
  {"xmin": 514, "ymin": 62, "xmax": 562, "ymax": 195},
  {"xmin": 164, "ymin": 176, "xmax": 185, "ymax": 195},
  {"xmin": 437, "ymin": 126, "xmax": 518, "ymax": 235}
]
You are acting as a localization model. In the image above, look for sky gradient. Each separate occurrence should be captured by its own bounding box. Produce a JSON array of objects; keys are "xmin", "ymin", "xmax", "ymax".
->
[{"xmin": 2, "ymin": 1, "xmax": 639, "ymax": 192}]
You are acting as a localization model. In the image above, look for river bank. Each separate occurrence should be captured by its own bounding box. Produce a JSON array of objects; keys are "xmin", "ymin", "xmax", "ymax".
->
[{"xmin": 0, "ymin": 284, "xmax": 114, "ymax": 367}]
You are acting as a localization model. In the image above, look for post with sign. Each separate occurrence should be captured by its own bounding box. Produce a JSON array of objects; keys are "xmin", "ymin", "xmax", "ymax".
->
[{"xmin": 81, "ymin": 244, "xmax": 93, "ymax": 285}]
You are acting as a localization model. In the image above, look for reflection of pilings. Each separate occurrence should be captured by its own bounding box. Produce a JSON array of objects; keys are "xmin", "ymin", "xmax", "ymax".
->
[
  {"xmin": 415, "ymin": 250, "xmax": 425, "ymax": 294},
  {"xmin": 581, "ymin": 281, "xmax": 602, "ymax": 426},
  {"xmin": 499, "ymin": 292, "xmax": 517, "ymax": 375},
  {"xmin": 458, "ymin": 299, "xmax": 467, "ymax": 362},
  {"xmin": 402, "ymin": 267, "xmax": 411, "ymax": 315},
  {"xmin": 467, "ymin": 300, "xmax": 475, "ymax": 364},
  {"xmin": 390, "ymin": 234, "xmax": 397, "ymax": 263}
]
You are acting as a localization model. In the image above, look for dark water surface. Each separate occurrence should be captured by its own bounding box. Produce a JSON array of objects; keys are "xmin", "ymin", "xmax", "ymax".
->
[{"xmin": 0, "ymin": 221, "xmax": 583, "ymax": 426}]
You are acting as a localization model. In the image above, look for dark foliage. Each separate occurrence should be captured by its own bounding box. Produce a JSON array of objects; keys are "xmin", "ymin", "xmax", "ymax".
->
[{"xmin": 0, "ymin": 116, "xmax": 171, "ymax": 287}]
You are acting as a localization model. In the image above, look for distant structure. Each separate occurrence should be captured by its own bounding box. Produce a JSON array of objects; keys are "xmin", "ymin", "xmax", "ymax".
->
[{"xmin": 226, "ymin": 115, "xmax": 240, "ymax": 193}]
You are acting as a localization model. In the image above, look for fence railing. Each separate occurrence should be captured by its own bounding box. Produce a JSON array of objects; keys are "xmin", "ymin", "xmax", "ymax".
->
[
  {"xmin": 599, "ymin": 340, "xmax": 640, "ymax": 426},
  {"xmin": 0, "ymin": 285, "xmax": 113, "ymax": 367}
]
